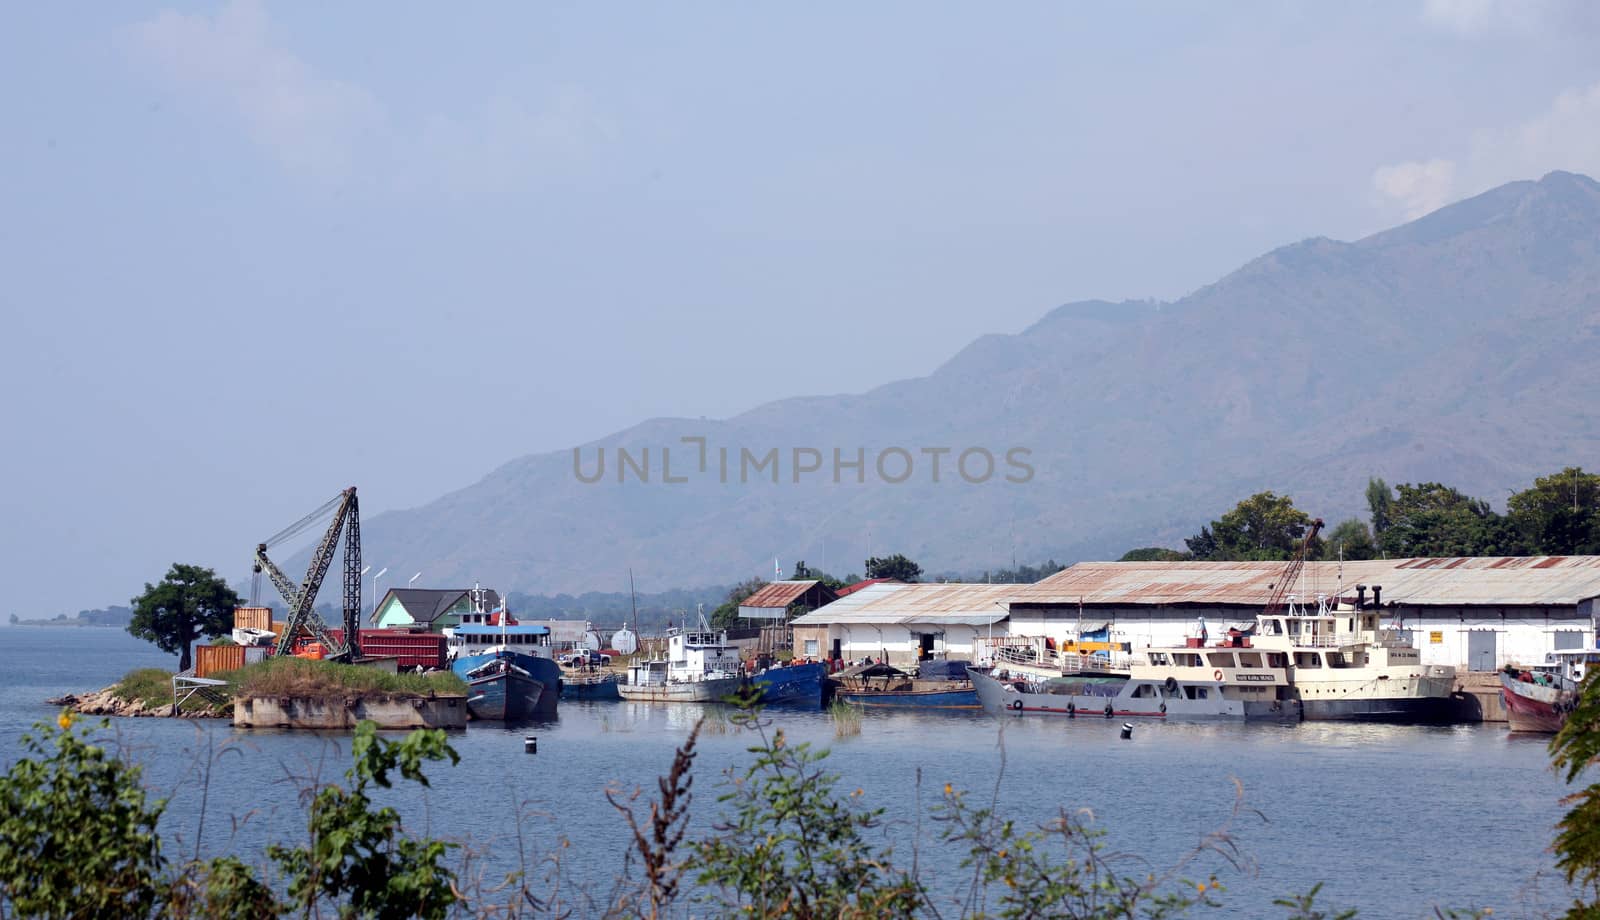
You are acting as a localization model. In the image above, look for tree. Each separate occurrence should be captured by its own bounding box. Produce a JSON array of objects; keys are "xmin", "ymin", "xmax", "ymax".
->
[
  {"xmin": 1319, "ymin": 519, "xmax": 1376, "ymax": 561},
  {"xmin": 1186, "ymin": 492, "xmax": 1321, "ymax": 561},
  {"xmin": 128, "ymin": 564, "xmax": 240, "ymax": 672},
  {"xmin": 1379, "ymin": 482, "xmax": 1523, "ymax": 558},
  {"xmin": 791, "ymin": 561, "xmax": 847, "ymax": 591},
  {"xmin": 1508, "ymin": 466, "xmax": 1600, "ymax": 556},
  {"xmin": 864, "ymin": 554, "xmax": 922, "ymax": 582},
  {"xmin": 1366, "ymin": 477, "xmax": 1392, "ymax": 537},
  {"xmin": 1118, "ymin": 547, "xmax": 1191, "ymax": 562}
]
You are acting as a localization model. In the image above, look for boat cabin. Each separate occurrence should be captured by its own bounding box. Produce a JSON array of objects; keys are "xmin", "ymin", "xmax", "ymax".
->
[
  {"xmin": 625, "ymin": 624, "xmax": 741, "ymax": 687},
  {"xmin": 446, "ymin": 623, "xmax": 553, "ymax": 661}
]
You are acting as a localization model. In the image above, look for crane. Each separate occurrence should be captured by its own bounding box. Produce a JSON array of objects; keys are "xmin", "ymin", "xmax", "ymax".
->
[
  {"xmin": 255, "ymin": 487, "xmax": 363, "ymax": 660},
  {"xmin": 1262, "ymin": 517, "xmax": 1324, "ymax": 617}
]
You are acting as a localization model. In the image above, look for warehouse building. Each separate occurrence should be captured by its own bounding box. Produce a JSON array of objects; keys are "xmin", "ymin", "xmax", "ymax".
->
[{"xmin": 791, "ymin": 556, "xmax": 1600, "ymax": 672}]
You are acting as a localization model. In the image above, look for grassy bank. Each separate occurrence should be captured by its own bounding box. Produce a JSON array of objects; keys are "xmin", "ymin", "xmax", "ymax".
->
[
  {"xmin": 223, "ymin": 658, "xmax": 465, "ymax": 702},
  {"xmin": 110, "ymin": 667, "xmax": 227, "ymax": 714}
]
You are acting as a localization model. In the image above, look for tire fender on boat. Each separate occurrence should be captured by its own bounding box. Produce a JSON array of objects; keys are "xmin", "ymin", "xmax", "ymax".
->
[
  {"xmin": 1212, "ymin": 669, "xmax": 1223, "ymax": 682},
  {"xmin": 1164, "ymin": 676, "xmax": 1178, "ymax": 695},
  {"xmin": 1067, "ymin": 702, "xmax": 1076, "ymax": 717},
  {"xmin": 1104, "ymin": 703, "xmax": 1113, "ymax": 719},
  {"xmin": 1010, "ymin": 699, "xmax": 1023, "ymax": 712},
  {"xmin": 1159, "ymin": 702, "xmax": 1167, "ymax": 714}
]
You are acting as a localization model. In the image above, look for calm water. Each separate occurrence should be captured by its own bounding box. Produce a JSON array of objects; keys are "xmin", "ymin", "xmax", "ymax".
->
[{"xmin": 0, "ymin": 626, "xmax": 1577, "ymax": 918}]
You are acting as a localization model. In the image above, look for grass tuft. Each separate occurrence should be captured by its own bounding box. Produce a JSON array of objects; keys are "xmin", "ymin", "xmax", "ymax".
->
[
  {"xmin": 111, "ymin": 668, "xmax": 176, "ymax": 707},
  {"xmin": 830, "ymin": 700, "xmax": 863, "ymax": 737},
  {"xmin": 225, "ymin": 658, "xmax": 465, "ymax": 702}
]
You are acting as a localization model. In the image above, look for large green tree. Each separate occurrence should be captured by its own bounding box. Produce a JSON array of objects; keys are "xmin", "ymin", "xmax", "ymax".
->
[
  {"xmin": 865, "ymin": 553, "xmax": 922, "ymax": 582},
  {"xmin": 1508, "ymin": 466, "xmax": 1600, "ymax": 556},
  {"xmin": 127, "ymin": 564, "xmax": 240, "ymax": 672},
  {"xmin": 709, "ymin": 578, "xmax": 768, "ymax": 629},
  {"xmin": 1320, "ymin": 518, "xmax": 1377, "ymax": 561},
  {"xmin": 1185, "ymin": 491, "xmax": 1321, "ymax": 561},
  {"xmin": 1365, "ymin": 476, "xmax": 1392, "ymax": 537},
  {"xmin": 1378, "ymin": 482, "xmax": 1523, "ymax": 558}
]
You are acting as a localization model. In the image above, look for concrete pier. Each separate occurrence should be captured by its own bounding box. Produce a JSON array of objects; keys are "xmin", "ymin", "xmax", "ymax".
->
[
  {"xmin": 1449, "ymin": 672, "xmax": 1507, "ymax": 723},
  {"xmin": 234, "ymin": 694, "xmax": 468, "ymax": 730}
]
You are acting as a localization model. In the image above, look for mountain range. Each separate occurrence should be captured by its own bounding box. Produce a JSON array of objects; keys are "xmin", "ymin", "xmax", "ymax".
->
[{"xmin": 354, "ymin": 171, "xmax": 1600, "ymax": 596}]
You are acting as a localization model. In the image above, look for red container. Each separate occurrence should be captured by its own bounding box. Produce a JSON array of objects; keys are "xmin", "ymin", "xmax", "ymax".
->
[{"xmin": 322, "ymin": 628, "xmax": 447, "ymax": 670}]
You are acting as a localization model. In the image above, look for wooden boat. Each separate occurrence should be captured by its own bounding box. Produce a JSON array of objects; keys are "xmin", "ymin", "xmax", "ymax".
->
[
  {"xmin": 447, "ymin": 590, "xmax": 561, "ymax": 720},
  {"xmin": 1499, "ymin": 652, "xmax": 1598, "ymax": 732},
  {"xmin": 561, "ymin": 668, "xmax": 622, "ymax": 701},
  {"xmin": 832, "ymin": 660, "xmax": 979, "ymax": 709},
  {"xmin": 750, "ymin": 660, "xmax": 826, "ymax": 706}
]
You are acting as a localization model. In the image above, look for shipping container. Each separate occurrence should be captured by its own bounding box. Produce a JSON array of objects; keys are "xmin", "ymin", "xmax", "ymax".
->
[
  {"xmin": 243, "ymin": 646, "xmax": 270, "ymax": 665},
  {"xmin": 322, "ymin": 629, "xmax": 447, "ymax": 670},
  {"xmin": 233, "ymin": 606, "xmax": 273, "ymax": 631},
  {"xmin": 195, "ymin": 644, "xmax": 246, "ymax": 679}
]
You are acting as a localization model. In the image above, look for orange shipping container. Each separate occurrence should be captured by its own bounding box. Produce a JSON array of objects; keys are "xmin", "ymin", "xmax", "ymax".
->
[
  {"xmin": 195, "ymin": 644, "xmax": 246, "ymax": 679},
  {"xmin": 233, "ymin": 607, "xmax": 273, "ymax": 631}
]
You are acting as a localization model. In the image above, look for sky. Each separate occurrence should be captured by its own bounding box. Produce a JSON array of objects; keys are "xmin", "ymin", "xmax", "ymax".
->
[{"xmin": 3, "ymin": 1, "xmax": 1600, "ymax": 614}]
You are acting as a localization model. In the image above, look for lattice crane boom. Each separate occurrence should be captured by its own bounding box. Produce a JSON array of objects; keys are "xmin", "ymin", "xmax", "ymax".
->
[
  {"xmin": 255, "ymin": 487, "xmax": 363, "ymax": 660},
  {"xmin": 1262, "ymin": 517, "xmax": 1323, "ymax": 617}
]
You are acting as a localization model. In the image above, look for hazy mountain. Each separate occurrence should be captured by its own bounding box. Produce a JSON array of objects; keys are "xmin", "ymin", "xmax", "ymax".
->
[{"xmin": 356, "ymin": 171, "xmax": 1600, "ymax": 596}]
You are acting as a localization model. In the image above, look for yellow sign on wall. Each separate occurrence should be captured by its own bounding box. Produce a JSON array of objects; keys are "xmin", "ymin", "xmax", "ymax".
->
[{"xmin": 1429, "ymin": 631, "xmax": 1444, "ymax": 644}]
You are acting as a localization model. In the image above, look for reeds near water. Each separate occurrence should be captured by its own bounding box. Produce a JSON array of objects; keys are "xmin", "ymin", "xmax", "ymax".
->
[{"xmin": 829, "ymin": 700, "xmax": 862, "ymax": 737}]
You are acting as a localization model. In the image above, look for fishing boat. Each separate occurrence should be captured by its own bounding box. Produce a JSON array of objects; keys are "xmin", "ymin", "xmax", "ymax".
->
[
  {"xmin": 971, "ymin": 636, "xmax": 1299, "ymax": 721},
  {"xmin": 750, "ymin": 660, "xmax": 826, "ymax": 706},
  {"xmin": 1499, "ymin": 650, "xmax": 1598, "ymax": 732},
  {"xmin": 618, "ymin": 613, "xmax": 745, "ymax": 703},
  {"xmin": 833, "ymin": 659, "xmax": 980, "ymax": 709},
  {"xmin": 448, "ymin": 590, "xmax": 561, "ymax": 720}
]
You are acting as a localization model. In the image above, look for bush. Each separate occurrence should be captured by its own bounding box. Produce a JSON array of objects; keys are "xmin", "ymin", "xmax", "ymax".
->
[{"xmin": 225, "ymin": 657, "xmax": 465, "ymax": 702}]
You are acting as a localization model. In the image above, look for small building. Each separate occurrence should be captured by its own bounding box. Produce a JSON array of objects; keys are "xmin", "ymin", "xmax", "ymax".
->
[
  {"xmin": 738, "ymin": 580, "xmax": 839, "ymax": 620},
  {"xmin": 789, "ymin": 582, "xmax": 1016, "ymax": 666},
  {"xmin": 371, "ymin": 588, "xmax": 501, "ymax": 632}
]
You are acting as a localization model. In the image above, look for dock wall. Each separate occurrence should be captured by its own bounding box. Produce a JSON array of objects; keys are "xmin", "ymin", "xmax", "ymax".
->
[{"xmin": 234, "ymin": 695, "xmax": 467, "ymax": 730}]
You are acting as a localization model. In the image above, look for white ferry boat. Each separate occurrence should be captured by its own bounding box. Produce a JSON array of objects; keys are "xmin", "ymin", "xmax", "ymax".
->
[
  {"xmin": 618, "ymin": 615, "xmax": 744, "ymax": 703},
  {"xmin": 971, "ymin": 630, "xmax": 1300, "ymax": 721},
  {"xmin": 1255, "ymin": 593, "xmax": 1457, "ymax": 723}
]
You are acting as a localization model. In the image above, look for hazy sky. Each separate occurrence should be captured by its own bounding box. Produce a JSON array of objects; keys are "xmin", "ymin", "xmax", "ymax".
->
[{"xmin": 4, "ymin": 1, "xmax": 1599, "ymax": 614}]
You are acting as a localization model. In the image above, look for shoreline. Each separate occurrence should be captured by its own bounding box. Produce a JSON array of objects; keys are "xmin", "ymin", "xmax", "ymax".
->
[{"xmin": 45, "ymin": 686, "xmax": 228, "ymax": 719}]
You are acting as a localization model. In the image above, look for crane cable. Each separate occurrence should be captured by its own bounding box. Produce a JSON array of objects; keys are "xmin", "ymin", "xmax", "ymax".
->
[{"xmin": 262, "ymin": 492, "xmax": 345, "ymax": 549}]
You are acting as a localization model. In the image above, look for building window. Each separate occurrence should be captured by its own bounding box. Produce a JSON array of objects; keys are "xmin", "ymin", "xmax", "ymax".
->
[
  {"xmin": 804, "ymin": 639, "xmax": 819, "ymax": 658},
  {"xmin": 1555, "ymin": 631, "xmax": 1585, "ymax": 651}
]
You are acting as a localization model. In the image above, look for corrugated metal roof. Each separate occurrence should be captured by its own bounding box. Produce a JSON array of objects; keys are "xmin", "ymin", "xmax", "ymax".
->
[
  {"xmin": 1013, "ymin": 556, "xmax": 1600, "ymax": 607},
  {"xmin": 791, "ymin": 583, "xmax": 1017, "ymax": 626},
  {"xmin": 836, "ymin": 577, "xmax": 902, "ymax": 597},
  {"xmin": 740, "ymin": 580, "xmax": 820, "ymax": 610}
]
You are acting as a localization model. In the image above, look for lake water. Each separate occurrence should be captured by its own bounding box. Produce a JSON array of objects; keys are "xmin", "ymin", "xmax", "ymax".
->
[{"xmin": 0, "ymin": 626, "xmax": 1578, "ymax": 918}]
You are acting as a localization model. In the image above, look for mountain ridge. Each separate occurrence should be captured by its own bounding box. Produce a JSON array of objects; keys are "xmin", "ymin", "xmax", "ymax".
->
[{"xmin": 354, "ymin": 171, "xmax": 1600, "ymax": 594}]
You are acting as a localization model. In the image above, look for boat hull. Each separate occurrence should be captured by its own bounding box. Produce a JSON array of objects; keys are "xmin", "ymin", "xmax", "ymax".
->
[
  {"xmin": 970, "ymin": 667, "xmax": 1250, "ymax": 720},
  {"xmin": 452, "ymin": 652, "xmax": 561, "ymax": 720},
  {"xmin": 1500, "ymin": 674, "xmax": 1573, "ymax": 733},
  {"xmin": 752, "ymin": 662, "xmax": 826, "ymax": 706},
  {"xmin": 834, "ymin": 686, "xmax": 979, "ymax": 709},
  {"xmin": 617, "ymin": 675, "xmax": 745, "ymax": 703},
  {"xmin": 561, "ymin": 672, "xmax": 622, "ymax": 701}
]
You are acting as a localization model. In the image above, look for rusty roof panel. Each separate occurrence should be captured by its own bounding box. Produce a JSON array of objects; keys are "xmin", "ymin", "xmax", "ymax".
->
[{"xmin": 741, "ymin": 580, "xmax": 819, "ymax": 610}]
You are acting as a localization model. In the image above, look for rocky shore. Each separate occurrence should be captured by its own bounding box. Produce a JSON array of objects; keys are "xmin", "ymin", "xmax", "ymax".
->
[{"xmin": 45, "ymin": 686, "xmax": 228, "ymax": 719}]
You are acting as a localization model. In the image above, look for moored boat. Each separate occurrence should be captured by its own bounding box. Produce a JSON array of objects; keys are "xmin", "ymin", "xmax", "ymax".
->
[
  {"xmin": 561, "ymin": 669, "xmax": 622, "ymax": 701},
  {"xmin": 970, "ymin": 636, "xmax": 1300, "ymax": 721},
  {"xmin": 453, "ymin": 650, "xmax": 561, "ymax": 720},
  {"xmin": 1499, "ymin": 651, "xmax": 1598, "ymax": 732},
  {"xmin": 618, "ymin": 615, "xmax": 746, "ymax": 703},
  {"xmin": 832, "ymin": 660, "xmax": 980, "ymax": 709},
  {"xmin": 750, "ymin": 660, "xmax": 826, "ymax": 706}
]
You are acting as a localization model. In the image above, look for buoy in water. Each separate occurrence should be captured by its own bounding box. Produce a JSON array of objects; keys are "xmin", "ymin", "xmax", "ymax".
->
[
  {"xmin": 524, "ymin": 735, "xmax": 538, "ymax": 754},
  {"xmin": 1119, "ymin": 723, "xmax": 1133, "ymax": 740}
]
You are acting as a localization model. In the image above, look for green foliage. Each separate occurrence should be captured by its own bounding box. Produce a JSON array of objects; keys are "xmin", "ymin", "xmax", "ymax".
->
[
  {"xmin": 1365, "ymin": 477, "xmax": 1391, "ymax": 536},
  {"xmin": 1508, "ymin": 466, "xmax": 1600, "ymax": 555},
  {"xmin": 1377, "ymin": 482, "xmax": 1523, "ymax": 558},
  {"xmin": 710, "ymin": 577, "xmax": 769, "ymax": 628},
  {"xmin": 0, "ymin": 712, "xmax": 168, "ymax": 918},
  {"xmin": 1272, "ymin": 883, "xmax": 1359, "ymax": 920},
  {"xmin": 1319, "ymin": 519, "xmax": 1376, "ymax": 561},
  {"xmin": 689, "ymin": 713, "xmax": 923, "ymax": 918},
  {"xmin": 111, "ymin": 667, "xmax": 177, "ymax": 707},
  {"xmin": 1119, "ymin": 547, "xmax": 1191, "ymax": 562},
  {"xmin": 127, "ymin": 563, "xmax": 241, "ymax": 673},
  {"xmin": 792, "ymin": 560, "xmax": 848, "ymax": 590},
  {"xmin": 169, "ymin": 855, "xmax": 284, "ymax": 919},
  {"xmin": 1549, "ymin": 668, "xmax": 1600, "ymax": 916},
  {"xmin": 865, "ymin": 553, "xmax": 923, "ymax": 582},
  {"xmin": 978, "ymin": 559, "xmax": 1070, "ymax": 582},
  {"xmin": 268, "ymin": 721, "xmax": 463, "ymax": 919},
  {"xmin": 1186, "ymin": 492, "xmax": 1321, "ymax": 561}
]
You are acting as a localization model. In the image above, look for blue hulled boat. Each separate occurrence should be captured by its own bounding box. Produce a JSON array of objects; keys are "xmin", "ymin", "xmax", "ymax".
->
[
  {"xmin": 751, "ymin": 660, "xmax": 826, "ymax": 707},
  {"xmin": 453, "ymin": 650, "xmax": 562, "ymax": 720}
]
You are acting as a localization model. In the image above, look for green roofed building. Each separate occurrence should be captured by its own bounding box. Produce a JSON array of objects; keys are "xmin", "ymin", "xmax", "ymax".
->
[{"xmin": 372, "ymin": 587, "xmax": 501, "ymax": 632}]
